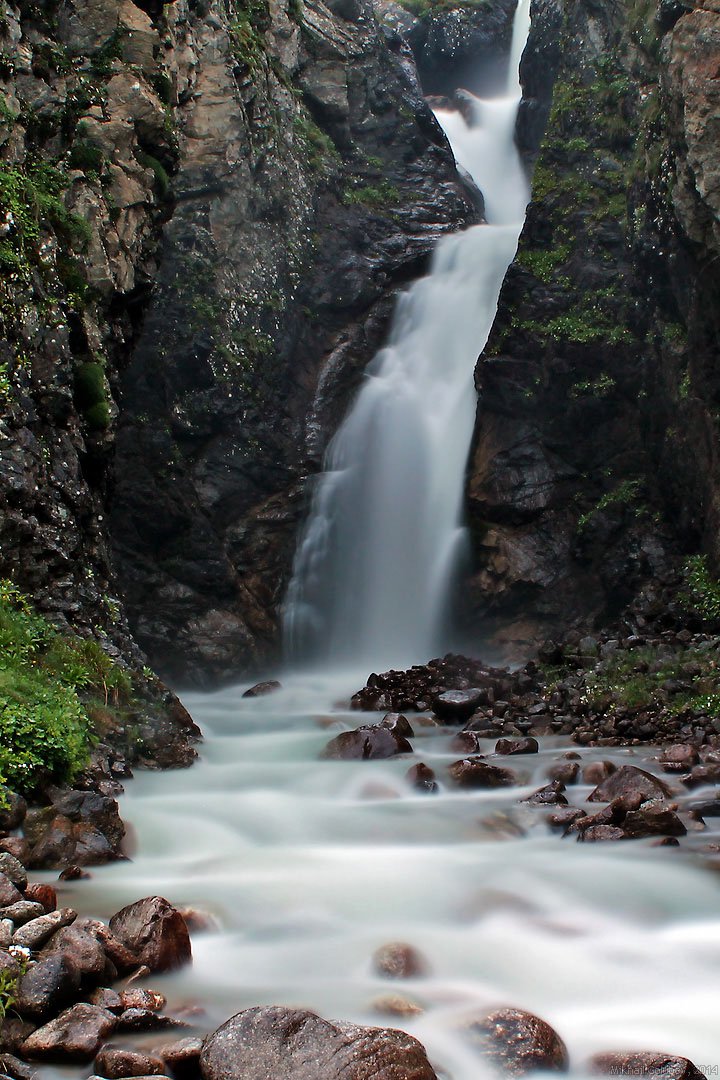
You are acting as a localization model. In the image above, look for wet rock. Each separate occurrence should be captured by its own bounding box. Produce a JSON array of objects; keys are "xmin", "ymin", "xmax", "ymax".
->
[
  {"xmin": 450, "ymin": 731, "xmax": 483, "ymax": 754},
  {"xmin": 117, "ymin": 1009, "xmax": 185, "ymax": 1032},
  {"xmin": 371, "ymin": 995, "xmax": 424, "ymax": 1018},
  {"xmin": 199, "ymin": 1006, "xmax": 439, "ymax": 1080},
  {"xmin": 94, "ymin": 1046, "xmax": 166, "ymax": 1078},
  {"xmin": 582, "ymin": 761, "xmax": 616, "ymax": 785},
  {"xmin": 158, "ymin": 1037, "xmax": 203, "ymax": 1079},
  {"xmin": 372, "ymin": 942, "xmax": 427, "ymax": 979},
  {"xmin": 546, "ymin": 762, "xmax": 580, "ymax": 785},
  {"xmin": 13, "ymin": 908, "xmax": 77, "ymax": 950},
  {"xmin": 588, "ymin": 766, "xmax": 673, "ymax": 805},
  {"xmin": 523, "ymin": 781, "xmax": 568, "ymax": 806},
  {"xmin": 433, "ymin": 689, "xmax": 485, "ymax": 722},
  {"xmin": 589, "ymin": 1052, "xmax": 704, "ymax": 1080},
  {"xmin": 0, "ymin": 874, "xmax": 23, "ymax": 908},
  {"xmin": 14, "ymin": 955, "xmax": 82, "ymax": 1022},
  {"xmin": 89, "ymin": 922, "xmax": 140, "ymax": 975},
  {"xmin": 405, "ymin": 763, "xmax": 438, "ymax": 793},
  {"xmin": 682, "ymin": 764, "xmax": 720, "ymax": 788},
  {"xmin": 0, "ymin": 839, "xmax": 31, "ymax": 864},
  {"xmin": 20, "ymin": 1004, "xmax": 117, "ymax": 1062},
  {"xmin": 120, "ymin": 989, "xmax": 167, "ymax": 1012},
  {"xmin": 0, "ymin": 855, "xmax": 27, "ymax": 891},
  {"xmin": 548, "ymin": 807, "xmax": 586, "ymax": 829},
  {"xmin": 0, "ymin": 1053, "xmax": 36, "ymax": 1080},
  {"xmin": 0, "ymin": 1019, "xmax": 36, "ymax": 1055},
  {"xmin": 41, "ymin": 925, "xmax": 107, "ymax": 982},
  {"xmin": 659, "ymin": 745, "xmax": 700, "ymax": 773},
  {"xmin": 467, "ymin": 1007, "xmax": 569, "ymax": 1075},
  {"xmin": 49, "ymin": 791, "xmax": 125, "ymax": 851},
  {"xmin": 109, "ymin": 897, "xmax": 191, "ymax": 973},
  {"xmin": 0, "ymin": 791, "xmax": 27, "ymax": 833},
  {"xmin": 87, "ymin": 987, "xmax": 123, "ymax": 1011},
  {"xmin": 23, "ymin": 885, "xmax": 56, "ymax": 914},
  {"xmin": 381, "ymin": 713, "xmax": 415, "ymax": 738},
  {"xmin": 242, "ymin": 681, "xmax": 282, "ymax": 698},
  {"xmin": 58, "ymin": 866, "xmax": 90, "ymax": 882},
  {"xmin": 0, "ymin": 903, "xmax": 45, "ymax": 927},
  {"xmin": 621, "ymin": 807, "xmax": 687, "ymax": 839},
  {"xmin": 495, "ymin": 737, "xmax": 539, "ymax": 755},
  {"xmin": 448, "ymin": 758, "xmax": 517, "ymax": 789},
  {"xmin": 321, "ymin": 726, "xmax": 412, "ymax": 760},
  {"xmin": 581, "ymin": 825, "xmax": 627, "ymax": 842}
]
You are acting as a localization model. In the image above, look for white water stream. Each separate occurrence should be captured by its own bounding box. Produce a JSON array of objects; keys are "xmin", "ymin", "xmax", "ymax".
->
[
  {"xmin": 48, "ymin": 9, "xmax": 720, "ymax": 1079},
  {"xmin": 283, "ymin": 0, "xmax": 531, "ymax": 671}
]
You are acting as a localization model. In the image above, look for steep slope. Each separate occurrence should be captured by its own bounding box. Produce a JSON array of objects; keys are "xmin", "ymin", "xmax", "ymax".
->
[{"xmin": 464, "ymin": 0, "xmax": 720, "ymax": 654}]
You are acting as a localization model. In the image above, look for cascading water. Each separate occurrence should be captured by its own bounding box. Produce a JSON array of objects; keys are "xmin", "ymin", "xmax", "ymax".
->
[{"xmin": 283, "ymin": 0, "xmax": 530, "ymax": 670}]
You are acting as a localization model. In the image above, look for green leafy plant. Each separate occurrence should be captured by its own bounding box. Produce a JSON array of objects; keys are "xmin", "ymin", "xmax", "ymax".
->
[{"xmin": 680, "ymin": 555, "xmax": 720, "ymax": 624}]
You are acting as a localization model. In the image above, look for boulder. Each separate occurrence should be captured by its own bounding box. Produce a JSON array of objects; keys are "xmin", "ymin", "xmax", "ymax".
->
[
  {"xmin": 0, "ymin": 854, "xmax": 27, "ymax": 891},
  {"xmin": 321, "ymin": 726, "xmax": 412, "ymax": 760},
  {"xmin": 41, "ymin": 925, "xmax": 107, "ymax": 981},
  {"xmin": 0, "ymin": 874, "xmax": 23, "ymax": 908},
  {"xmin": 20, "ymin": 1004, "xmax": 117, "ymax": 1062},
  {"xmin": 588, "ymin": 766, "xmax": 673, "ymax": 805},
  {"xmin": 242, "ymin": 681, "xmax": 282, "ymax": 698},
  {"xmin": 467, "ymin": 1007, "xmax": 569, "ymax": 1075},
  {"xmin": 448, "ymin": 758, "xmax": 517, "ymax": 788},
  {"xmin": 109, "ymin": 898, "xmax": 191, "ymax": 973},
  {"xmin": 582, "ymin": 761, "xmax": 616, "ymax": 785},
  {"xmin": 433, "ymin": 689, "xmax": 485, "ymax": 722},
  {"xmin": 14, "ymin": 955, "xmax": 82, "ymax": 1022},
  {"xmin": 381, "ymin": 714, "xmax": 415, "ymax": 738},
  {"xmin": 0, "ymin": 790, "xmax": 27, "ymax": 832},
  {"xmin": 372, "ymin": 942, "xmax": 427, "ymax": 979},
  {"xmin": 158, "ymin": 1037, "xmax": 203, "ymax": 1079},
  {"xmin": 659, "ymin": 745, "xmax": 700, "ymax": 773},
  {"xmin": 621, "ymin": 807, "xmax": 687, "ymax": 839},
  {"xmin": 199, "ymin": 1006, "xmax": 439, "ymax": 1080},
  {"xmin": 589, "ymin": 1052, "xmax": 704, "ymax": 1080}
]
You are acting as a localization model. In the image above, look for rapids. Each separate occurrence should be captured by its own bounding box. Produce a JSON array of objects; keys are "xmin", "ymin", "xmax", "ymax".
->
[{"xmin": 56, "ymin": 673, "xmax": 720, "ymax": 1079}]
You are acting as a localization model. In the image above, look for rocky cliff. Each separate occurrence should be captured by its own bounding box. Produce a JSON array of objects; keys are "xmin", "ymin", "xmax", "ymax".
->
[{"xmin": 464, "ymin": 0, "xmax": 720, "ymax": 655}]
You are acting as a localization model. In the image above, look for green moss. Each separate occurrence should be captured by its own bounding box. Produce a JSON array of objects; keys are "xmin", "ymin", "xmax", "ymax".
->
[
  {"xmin": 679, "ymin": 555, "xmax": 720, "ymax": 625},
  {"xmin": 74, "ymin": 362, "xmax": 111, "ymax": 428},
  {"xmin": 343, "ymin": 181, "xmax": 401, "ymax": 208},
  {"xmin": 516, "ymin": 243, "xmax": 571, "ymax": 282},
  {"xmin": 569, "ymin": 373, "xmax": 616, "ymax": 398},
  {"xmin": 293, "ymin": 114, "xmax": 340, "ymax": 173},
  {"xmin": 0, "ymin": 581, "xmax": 133, "ymax": 795},
  {"xmin": 136, "ymin": 151, "xmax": 170, "ymax": 199},
  {"xmin": 69, "ymin": 141, "xmax": 105, "ymax": 175}
]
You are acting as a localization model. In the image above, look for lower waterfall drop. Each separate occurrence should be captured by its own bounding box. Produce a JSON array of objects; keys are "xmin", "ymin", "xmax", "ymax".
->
[{"xmin": 284, "ymin": 0, "xmax": 531, "ymax": 670}]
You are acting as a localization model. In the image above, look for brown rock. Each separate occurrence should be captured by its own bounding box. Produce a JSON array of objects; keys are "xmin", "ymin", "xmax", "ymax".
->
[
  {"xmin": 588, "ymin": 766, "xmax": 673, "ymax": 805},
  {"xmin": 522, "ymin": 781, "xmax": 568, "ymax": 806},
  {"xmin": 0, "ymin": 873, "xmax": 23, "ymax": 907},
  {"xmin": 0, "ymin": 838, "xmax": 31, "ymax": 863},
  {"xmin": 582, "ymin": 761, "xmax": 616, "ymax": 785},
  {"xmin": 682, "ymin": 764, "xmax": 720, "ymax": 787},
  {"xmin": 242, "ymin": 680, "xmax": 282, "ymax": 698},
  {"xmin": 496, "ymin": 738, "xmax": 539, "ymax": 755},
  {"xmin": 372, "ymin": 942, "xmax": 427, "ymax": 979},
  {"xmin": 580, "ymin": 825, "xmax": 627, "ymax": 842},
  {"xmin": 621, "ymin": 807, "xmax": 687, "ymax": 839},
  {"xmin": 14, "ymin": 955, "xmax": 81, "ymax": 1022},
  {"xmin": 120, "ymin": 988, "xmax": 166, "ymax": 1012},
  {"xmin": 41, "ymin": 925, "xmax": 107, "ymax": 981},
  {"xmin": 448, "ymin": 758, "xmax": 517, "ymax": 789},
  {"xmin": 405, "ymin": 763, "xmax": 438, "ymax": 793},
  {"xmin": 433, "ymin": 689, "xmax": 485, "ymax": 722},
  {"xmin": 23, "ymin": 884, "xmax": 57, "ymax": 914},
  {"xmin": 371, "ymin": 995, "xmax": 423, "ymax": 1017},
  {"xmin": 199, "ymin": 1006, "xmax": 439, "ymax": 1080},
  {"xmin": 20, "ymin": 1004, "xmax": 117, "ymax": 1062},
  {"xmin": 381, "ymin": 713, "xmax": 415, "ymax": 738},
  {"xmin": 546, "ymin": 762, "xmax": 580, "ymax": 785},
  {"xmin": 321, "ymin": 726, "xmax": 412, "ymax": 760},
  {"xmin": 589, "ymin": 1051, "xmax": 704, "ymax": 1080},
  {"xmin": 12, "ymin": 908, "xmax": 77, "ymax": 950},
  {"xmin": 94, "ymin": 1046, "xmax": 166, "ymax": 1078},
  {"xmin": 0, "ymin": 902, "xmax": 45, "ymax": 926},
  {"xmin": 468, "ymin": 1007, "xmax": 569, "ymax": 1075},
  {"xmin": 158, "ymin": 1036, "xmax": 203, "ymax": 1078},
  {"xmin": 659, "ymin": 745, "xmax": 700, "ymax": 773},
  {"xmin": 109, "ymin": 897, "xmax": 191, "ymax": 973},
  {"xmin": 548, "ymin": 808, "xmax": 586, "ymax": 829},
  {"xmin": 0, "ymin": 854, "xmax": 27, "ymax": 891},
  {"xmin": 450, "ymin": 731, "xmax": 482, "ymax": 754}
]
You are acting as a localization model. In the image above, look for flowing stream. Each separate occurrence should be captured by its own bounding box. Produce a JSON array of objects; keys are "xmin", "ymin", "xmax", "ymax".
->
[
  {"xmin": 51, "ymin": 10, "xmax": 720, "ymax": 1079},
  {"xmin": 283, "ymin": 0, "xmax": 530, "ymax": 671}
]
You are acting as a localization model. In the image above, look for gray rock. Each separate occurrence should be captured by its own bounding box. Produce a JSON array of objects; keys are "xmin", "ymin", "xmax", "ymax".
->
[
  {"xmin": 20, "ymin": 1003, "xmax": 117, "ymax": 1062},
  {"xmin": 199, "ymin": 1006, "xmax": 439, "ymax": 1080},
  {"xmin": 12, "ymin": 909, "xmax": 77, "ymax": 951},
  {"xmin": 14, "ymin": 956, "xmax": 82, "ymax": 1023},
  {"xmin": 0, "ymin": 855, "xmax": 27, "ymax": 891}
]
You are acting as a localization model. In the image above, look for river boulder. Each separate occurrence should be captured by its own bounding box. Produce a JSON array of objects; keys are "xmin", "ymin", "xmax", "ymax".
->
[
  {"xmin": 589, "ymin": 1052, "xmax": 704, "ymax": 1080},
  {"xmin": 587, "ymin": 766, "xmax": 673, "ymax": 805},
  {"xmin": 200, "ymin": 1006, "xmax": 439, "ymax": 1080},
  {"xmin": 321, "ymin": 726, "xmax": 413, "ymax": 760},
  {"xmin": 449, "ymin": 758, "xmax": 518, "ymax": 788},
  {"xmin": 467, "ymin": 1007, "xmax": 569, "ymax": 1075},
  {"xmin": 109, "ymin": 897, "xmax": 191, "ymax": 973}
]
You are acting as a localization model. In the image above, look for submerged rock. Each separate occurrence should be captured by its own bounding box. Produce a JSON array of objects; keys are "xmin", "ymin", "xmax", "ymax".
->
[
  {"xmin": 588, "ymin": 766, "xmax": 673, "ymax": 805},
  {"xmin": 589, "ymin": 1052, "xmax": 704, "ymax": 1080},
  {"xmin": 242, "ymin": 681, "xmax": 282, "ymax": 698},
  {"xmin": 321, "ymin": 726, "xmax": 413, "ymax": 760},
  {"xmin": 449, "ymin": 758, "xmax": 518, "ymax": 788},
  {"xmin": 199, "ymin": 1006, "xmax": 439, "ymax": 1080},
  {"xmin": 372, "ymin": 942, "xmax": 427, "ymax": 979},
  {"xmin": 466, "ymin": 1007, "xmax": 569, "ymax": 1075}
]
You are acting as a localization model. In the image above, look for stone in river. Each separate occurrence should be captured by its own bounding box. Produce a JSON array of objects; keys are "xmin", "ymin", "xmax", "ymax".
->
[
  {"xmin": 495, "ymin": 738, "xmax": 539, "ymax": 755},
  {"xmin": 381, "ymin": 713, "xmax": 415, "ymax": 738},
  {"xmin": 621, "ymin": 806, "xmax": 686, "ymax": 838},
  {"xmin": 371, "ymin": 994, "xmax": 424, "ymax": 1018},
  {"xmin": 242, "ymin": 680, "xmax": 282, "ymax": 698},
  {"xmin": 587, "ymin": 766, "xmax": 673, "ymax": 805},
  {"xmin": 450, "ymin": 731, "xmax": 482, "ymax": 754},
  {"xmin": 13, "ymin": 908, "xmax": 77, "ymax": 950},
  {"xmin": 320, "ymin": 725, "xmax": 412, "ymax": 760},
  {"xmin": 659, "ymin": 745, "xmax": 700, "ymax": 773},
  {"xmin": 158, "ymin": 1036, "xmax": 203, "ymax": 1080},
  {"xmin": 581, "ymin": 825, "xmax": 627, "ymax": 842},
  {"xmin": 582, "ymin": 761, "xmax": 616, "ymax": 785},
  {"xmin": 20, "ymin": 1004, "xmax": 117, "ymax": 1062},
  {"xmin": 546, "ymin": 761, "xmax": 580, "ymax": 785},
  {"xmin": 109, "ymin": 897, "xmax": 191, "ymax": 973},
  {"xmin": 405, "ymin": 763, "xmax": 438, "ymax": 793},
  {"xmin": 200, "ymin": 1006, "xmax": 439, "ymax": 1080},
  {"xmin": 589, "ymin": 1052, "xmax": 704, "ymax": 1080},
  {"xmin": 94, "ymin": 1045, "xmax": 166, "ymax": 1078},
  {"xmin": 14, "ymin": 955, "xmax": 81, "ymax": 1022},
  {"xmin": 522, "ymin": 781, "xmax": 568, "ymax": 806},
  {"xmin": 433, "ymin": 689, "xmax": 485, "ymax": 722},
  {"xmin": 372, "ymin": 942, "xmax": 427, "ymax": 979},
  {"xmin": 466, "ymin": 1007, "xmax": 569, "ymax": 1075},
  {"xmin": 448, "ymin": 758, "xmax": 517, "ymax": 788}
]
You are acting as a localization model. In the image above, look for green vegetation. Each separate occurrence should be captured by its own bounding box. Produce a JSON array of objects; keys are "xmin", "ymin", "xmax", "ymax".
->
[
  {"xmin": 577, "ymin": 479, "xmax": 642, "ymax": 531},
  {"xmin": 394, "ymin": 0, "xmax": 488, "ymax": 15},
  {"xmin": 0, "ymin": 160, "xmax": 90, "ymax": 279},
  {"xmin": 516, "ymin": 243, "xmax": 571, "ymax": 282},
  {"xmin": 74, "ymin": 362, "xmax": 111, "ymax": 431},
  {"xmin": 680, "ymin": 555, "xmax": 720, "ymax": 625},
  {"xmin": 569, "ymin": 373, "xmax": 616, "ymax": 398},
  {"xmin": 226, "ymin": 0, "xmax": 271, "ymax": 71},
  {"xmin": 0, "ymin": 580, "xmax": 132, "ymax": 796},
  {"xmin": 69, "ymin": 140, "xmax": 105, "ymax": 176},
  {"xmin": 344, "ymin": 181, "xmax": 401, "ymax": 208},
  {"xmin": 89, "ymin": 24, "xmax": 128, "ymax": 77},
  {"xmin": 516, "ymin": 301, "xmax": 632, "ymax": 347},
  {"xmin": 292, "ymin": 115, "xmax": 340, "ymax": 174},
  {"xmin": 136, "ymin": 151, "xmax": 171, "ymax": 199}
]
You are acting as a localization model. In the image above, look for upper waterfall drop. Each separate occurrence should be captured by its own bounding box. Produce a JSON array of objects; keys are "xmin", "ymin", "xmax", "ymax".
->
[{"xmin": 283, "ymin": 0, "xmax": 531, "ymax": 671}]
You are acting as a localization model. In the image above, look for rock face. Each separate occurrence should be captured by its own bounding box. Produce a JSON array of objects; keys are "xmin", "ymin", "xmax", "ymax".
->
[
  {"xmin": 464, "ymin": 0, "xmax": 720, "ymax": 655},
  {"xmin": 199, "ymin": 1006, "xmax": 439, "ymax": 1080}
]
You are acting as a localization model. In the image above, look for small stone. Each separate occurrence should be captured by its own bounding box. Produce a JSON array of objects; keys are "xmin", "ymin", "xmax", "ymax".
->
[
  {"xmin": 41, "ymin": 925, "xmax": 106, "ymax": 981},
  {"xmin": 120, "ymin": 988, "xmax": 166, "ymax": 1012},
  {"xmin": 87, "ymin": 986, "xmax": 123, "ymax": 1011},
  {"xmin": 13, "ymin": 908, "xmax": 77, "ymax": 950},
  {"xmin": 580, "ymin": 825, "xmax": 627, "ymax": 842},
  {"xmin": 466, "ymin": 1007, "xmax": 569, "ymax": 1075},
  {"xmin": 117, "ymin": 1009, "xmax": 185, "ymax": 1032},
  {"xmin": 58, "ymin": 866, "xmax": 90, "ymax": 881},
  {"xmin": 371, "ymin": 994, "xmax": 424, "ymax": 1017},
  {"xmin": 20, "ymin": 1004, "xmax": 116, "ymax": 1062},
  {"xmin": 94, "ymin": 1046, "xmax": 166, "ymax": 1078},
  {"xmin": 659, "ymin": 745, "xmax": 700, "ymax": 773},
  {"xmin": 242, "ymin": 680, "xmax": 281, "ymax": 698},
  {"xmin": 547, "ymin": 762, "xmax": 580, "ymax": 785},
  {"xmin": 448, "ymin": 758, "xmax": 517, "ymax": 789},
  {"xmin": 372, "ymin": 942, "xmax": 427, "ymax": 979},
  {"xmin": 0, "ymin": 902, "xmax": 45, "ymax": 926},
  {"xmin": 321, "ymin": 725, "xmax": 412, "ymax": 760},
  {"xmin": 523, "ymin": 781, "xmax": 568, "ymax": 806},
  {"xmin": 158, "ymin": 1036, "xmax": 203, "ymax": 1078},
  {"xmin": 495, "ymin": 738, "xmax": 539, "ymax": 755},
  {"xmin": 381, "ymin": 713, "xmax": 414, "ymax": 738},
  {"xmin": 405, "ymin": 763, "xmax": 438, "ymax": 793}
]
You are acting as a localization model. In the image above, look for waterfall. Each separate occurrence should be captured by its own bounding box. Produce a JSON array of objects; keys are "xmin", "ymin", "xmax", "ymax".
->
[{"xmin": 284, "ymin": 0, "xmax": 531, "ymax": 671}]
